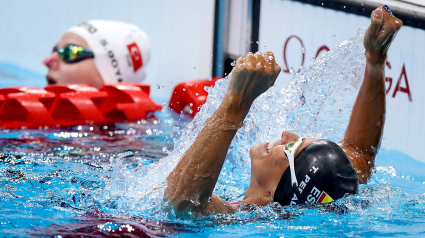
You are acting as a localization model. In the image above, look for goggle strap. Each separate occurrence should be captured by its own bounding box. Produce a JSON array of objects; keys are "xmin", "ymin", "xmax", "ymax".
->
[{"xmin": 283, "ymin": 137, "xmax": 305, "ymax": 188}]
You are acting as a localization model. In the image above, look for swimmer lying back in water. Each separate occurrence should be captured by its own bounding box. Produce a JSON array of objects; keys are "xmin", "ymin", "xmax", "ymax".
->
[
  {"xmin": 43, "ymin": 20, "xmax": 151, "ymax": 88},
  {"xmin": 164, "ymin": 6, "xmax": 403, "ymax": 217}
]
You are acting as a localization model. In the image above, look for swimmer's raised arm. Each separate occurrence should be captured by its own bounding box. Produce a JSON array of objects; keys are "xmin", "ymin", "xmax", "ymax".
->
[
  {"xmin": 164, "ymin": 52, "xmax": 280, "ymax": 217},
  {"xmin": 340, "ymin": 6, "xmax": 402, "ymax": 183}
]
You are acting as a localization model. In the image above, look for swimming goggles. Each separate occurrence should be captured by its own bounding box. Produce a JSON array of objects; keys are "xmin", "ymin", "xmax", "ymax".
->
[
  {"xmin": 52, "ymin": 45, "xmax": 94, "ymax": 63},
  {"xmin": 283, "ymin": 137, "xmax": 305, "ymax": 188}
]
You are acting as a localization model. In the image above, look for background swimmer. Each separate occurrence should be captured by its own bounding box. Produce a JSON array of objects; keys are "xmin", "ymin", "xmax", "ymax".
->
[
  {"xmin": 164, "ymin": 6, "xmax": 403, "ymax": 217},
  {"xmin": 43, "ymin": 20, "xmax": 151, "ymax": 88}
]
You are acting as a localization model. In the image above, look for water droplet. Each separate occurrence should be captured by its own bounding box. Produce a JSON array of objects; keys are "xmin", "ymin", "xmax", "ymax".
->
[
  {"xmin": 230, "ymin": 60, "xmax": 236, "ymax": 66},
  {"xmin": 289, "ymin": 67, "xmax": 295, "ymax": 74},
  {"xmin": 322, "ymin": 3, "xmax": 324, "ymax": 5},
  {"xmin": 339, "ymin": 109, "xmax": 343, "ymax": 112},
  {"xmin": 193, "ymin": 66, "xmax": 196, "ymax": 69},
  {"xmin": 195, "ymin": 93, "xmax": 199, "ymax": 96},
  {"xmin": 189, "ymin": 103, "xmax": 193, "ymax": 107},
  {"xmin": 210, "ymin": 54, "xmax": 213, "ymax": 57},
  {"xmin": 162, "ymin": 147, "xmax": 171, "ymax": 154},
  {"xmin": 162, "ymin": 103, "xmax": 167, "ymax": 109},
  {"xmin": 368, "ymin": 161, "xmax": 371, "ymax": 164},
  {"xmin": 183, "ymin": 88, "xmax": 186, "ymax": 91},
  {"xmin": 256, "ymin": 41, "xmax": 259, "ymax": 45},
  {"xmin": 332, "ymin": 34, "xmax": 336, "ymax": 37},
  {"xmin": 209, "ymin": 64, "xmax": 212, "ymax": 67},
  {"xmin": 302, "ymin": 47, "xmax": 306, "ymax": 54},
  {"xmin": 156, "ymin": 84, "xmax": 160, "ymax": 89}
]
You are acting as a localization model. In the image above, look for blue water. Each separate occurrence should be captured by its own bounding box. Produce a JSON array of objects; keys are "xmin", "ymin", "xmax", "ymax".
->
[
  {"xmin": 0, "ymin": 62, "xmax": 46, "ymax": 88},
  {"xmin": 0, "ymin": 29, "xmax": 424, "ymax": 237},
  {"xmin": 0, "ymin": 116, "xmax": 424, "ymax": 237}
]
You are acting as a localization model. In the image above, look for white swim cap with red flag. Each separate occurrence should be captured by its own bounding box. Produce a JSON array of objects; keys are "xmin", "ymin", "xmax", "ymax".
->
[{"xmin": 67, "ymin": 20, "xmax": 151, "ymax": 84}]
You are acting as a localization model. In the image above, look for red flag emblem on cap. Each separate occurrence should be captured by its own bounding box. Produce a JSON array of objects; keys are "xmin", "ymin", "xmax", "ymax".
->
[
  {"xmin": 317, "ymin": 191, "xmax": 333, "ymax": 204},
  {"xmin": 127, "ymin": 42, "xmax": 143, "ymax": 72}
]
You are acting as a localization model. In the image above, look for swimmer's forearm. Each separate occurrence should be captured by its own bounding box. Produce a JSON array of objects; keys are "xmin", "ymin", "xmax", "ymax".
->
[
  {"xmin": 345, "ymin": 60, "xmax": 385, "ymax": 153},
  {"xmin": 341, "ymin": 60, "xmax": 385, "ymax": 182},
  {"xmin": 165, "ymin": 96, "xmax": 250, "ymax": 215}
]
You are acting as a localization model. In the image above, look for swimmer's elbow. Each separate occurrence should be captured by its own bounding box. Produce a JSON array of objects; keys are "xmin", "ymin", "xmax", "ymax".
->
[
  {"xmin": 163, "ymin": 193, "xmax": 203, "ymax": 218},
  {"xmin": 163, "ymin": 183, "xmax": 202, "ymax": 217}
]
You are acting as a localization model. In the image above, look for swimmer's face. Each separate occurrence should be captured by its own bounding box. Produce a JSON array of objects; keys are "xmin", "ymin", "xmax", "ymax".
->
[
  {"xmin": 244, "ymin": 131, "xmax": 315, "ymax": 206},
  {"xmin": 42, "ymin": 32, "xmax": 104, "ymax": 88}
]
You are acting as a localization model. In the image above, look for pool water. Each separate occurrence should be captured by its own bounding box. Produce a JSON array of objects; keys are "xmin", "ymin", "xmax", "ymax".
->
[
  {"xmin": 1, "ymin": 29, "xmax": 425, "ymax": 237},
  {"xmin": 0, "ymin": 62, "xmax": 46, "ymax": 88}
]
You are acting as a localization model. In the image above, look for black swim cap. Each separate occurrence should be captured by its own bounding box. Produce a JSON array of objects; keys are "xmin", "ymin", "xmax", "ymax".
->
[{"xmin": 274, "ymin": 139, "xmax": 358, "ymax": 206}]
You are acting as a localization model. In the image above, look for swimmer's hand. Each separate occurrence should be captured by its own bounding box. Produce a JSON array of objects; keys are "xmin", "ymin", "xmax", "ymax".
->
[
  {"xmin": 364, "ymin": 6, "xmax": 403, "ymax": 65},
  {"xmin": 225, "ymin": 52, "xmax": 281, "ymax": 108}
]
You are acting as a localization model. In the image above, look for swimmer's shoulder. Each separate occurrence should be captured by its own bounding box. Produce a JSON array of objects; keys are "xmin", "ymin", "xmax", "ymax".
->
[{"xmin": 338, "ymin": 143, "xmax": 374, "ymax": 184}]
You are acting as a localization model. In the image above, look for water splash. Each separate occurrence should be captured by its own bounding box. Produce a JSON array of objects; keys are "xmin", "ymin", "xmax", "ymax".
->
[
  {"xmin": 104, "ymin": 28, "xmax": 424, "ymax": 236},
  {"xmin": 111, "ymin": 29, "xmax": 367, "ymax": 211}
]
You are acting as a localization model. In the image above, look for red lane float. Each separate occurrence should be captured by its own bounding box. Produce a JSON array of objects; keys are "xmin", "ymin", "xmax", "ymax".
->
[
  {"xmin": 169, "ymin": 77, "xmax": 219, "ymax": 117},
  {"xmin": 0, "ymin": 83, "xmax": 162, "ymax": 129}
]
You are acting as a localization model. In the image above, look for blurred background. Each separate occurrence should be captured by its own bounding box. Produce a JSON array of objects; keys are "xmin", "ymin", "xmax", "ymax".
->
[{"xmin": 0, "ymin": 0, "xmax": 425, "ymax": 163}]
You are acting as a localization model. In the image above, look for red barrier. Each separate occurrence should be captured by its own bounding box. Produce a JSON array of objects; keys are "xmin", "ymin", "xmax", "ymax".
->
[
  {"xmin": 0, "ymin": 87, "xmax": 57, "ymax": 128},
  {"xmin": 169, "ymin": 77, "xmax": 219, "ymax": 117},
  {"xmin": 99, "ymin": 83, "xmax": 162, "ymax": 122},
  {"xmin": 0, "ymin": 84, "xmax": 161, "ymax": 129},
  {"xmin": 45, "ymin": 84, "xmax": 108, "ymax": 126}
]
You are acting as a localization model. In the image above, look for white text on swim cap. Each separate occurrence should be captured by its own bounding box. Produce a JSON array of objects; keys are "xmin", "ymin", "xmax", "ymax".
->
[
  {"xmin": 100, "ymin": 39, "xmax": 123, "ymax": 82},
  {"xmin": 77, "ymin": 22, "xmax": 97, "ymax": 34}
]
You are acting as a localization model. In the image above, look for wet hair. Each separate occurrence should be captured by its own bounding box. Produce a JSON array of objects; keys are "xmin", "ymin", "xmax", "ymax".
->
[{"xmin": 274, "ymin": 139, "xmax": 359, "ymax": 206}]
